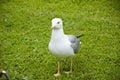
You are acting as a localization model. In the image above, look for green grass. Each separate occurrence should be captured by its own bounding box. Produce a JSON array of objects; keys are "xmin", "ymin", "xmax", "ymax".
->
[{"xmin": 0, "ymin": 0, "xmax": 120, "ymax": 80}]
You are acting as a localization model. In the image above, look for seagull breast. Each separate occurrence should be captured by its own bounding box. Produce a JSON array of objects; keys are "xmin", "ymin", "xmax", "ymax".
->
[{"xmin": 49, "ymin": 31, "xmax": 74, "ymax": 57}]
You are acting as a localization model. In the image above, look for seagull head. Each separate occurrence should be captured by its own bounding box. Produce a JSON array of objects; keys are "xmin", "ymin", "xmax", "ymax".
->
[{"xmin": 51, "ymin": 18, "xmax": 63, "ymax": 30}]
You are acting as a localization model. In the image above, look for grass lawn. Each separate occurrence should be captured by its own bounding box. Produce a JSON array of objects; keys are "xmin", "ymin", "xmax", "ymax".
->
[{"xmin": 0, "ymin": 0, "xmax": 120, "ymax": 80}]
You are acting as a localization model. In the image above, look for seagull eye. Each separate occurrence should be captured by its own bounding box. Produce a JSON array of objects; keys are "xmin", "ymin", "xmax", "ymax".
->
[{"xmin": 57, "ymin": 22, "xmax": 60, "ymax": 24}]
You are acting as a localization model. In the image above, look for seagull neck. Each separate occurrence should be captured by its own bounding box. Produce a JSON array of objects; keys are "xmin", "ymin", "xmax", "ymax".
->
[{"xmin": 52, "ymin": 28, "xmax": 65, "ymax": 37}]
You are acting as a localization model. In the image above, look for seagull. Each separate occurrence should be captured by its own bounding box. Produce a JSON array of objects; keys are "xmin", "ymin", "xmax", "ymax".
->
[{"xmin": 48, "ymin": 18, "xmax": 83, "ymax": 77}]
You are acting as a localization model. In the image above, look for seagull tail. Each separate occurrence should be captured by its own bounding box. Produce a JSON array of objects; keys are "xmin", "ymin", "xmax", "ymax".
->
[{"xmin": 76, "ymin": 34, "xmax": 84, "ymax": 38}]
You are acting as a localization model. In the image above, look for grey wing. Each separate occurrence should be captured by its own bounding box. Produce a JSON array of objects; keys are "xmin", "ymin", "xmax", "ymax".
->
[{"xmin": 67, "ymin": 35, "xmax": 80, "ymax": 53}]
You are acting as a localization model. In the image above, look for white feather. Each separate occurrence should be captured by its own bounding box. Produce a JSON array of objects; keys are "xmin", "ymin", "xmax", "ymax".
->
[{"xmin": 49, "ymin": 18, "xmax": 74, "ymax": 57}]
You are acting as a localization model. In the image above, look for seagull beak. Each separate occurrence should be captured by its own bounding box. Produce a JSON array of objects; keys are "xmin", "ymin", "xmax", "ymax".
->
[{"xmin": 51, "ymin": 26, "xmax": 55, "ymax": 29}]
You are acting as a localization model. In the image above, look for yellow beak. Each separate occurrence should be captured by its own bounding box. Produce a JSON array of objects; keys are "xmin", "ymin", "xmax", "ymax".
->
[{"xmin": 51, "ymin": 26, "xmax": 55, "ymax": 29}]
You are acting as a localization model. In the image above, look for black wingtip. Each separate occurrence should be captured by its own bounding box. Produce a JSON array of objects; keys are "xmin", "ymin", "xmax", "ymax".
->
[{"xmin": 76, "ymin": 34, "xmax": 84, "ymax": 38}]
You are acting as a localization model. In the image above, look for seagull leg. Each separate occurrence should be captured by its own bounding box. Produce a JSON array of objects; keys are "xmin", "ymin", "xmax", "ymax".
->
[
  {"xmin": 54, "ymin": 59, "xmax": 60, "ymax": 77},
  {"xmin": 70, "ymin": 59, "xmax": 73, "ymax": 72},
  {"xmin": 65, "ymin": 58, "xmax": 72, "ymax": 74}
]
